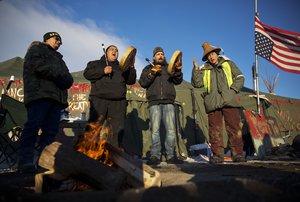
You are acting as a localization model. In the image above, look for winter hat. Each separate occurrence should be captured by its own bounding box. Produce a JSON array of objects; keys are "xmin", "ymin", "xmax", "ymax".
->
[
  {"xmin": 43, "ymin": 32, "xmax": 62, "ymax": 42},
  {"xmin": 202, "ymin": 42, "xmax": 221, "ymax": 61},
  {"xmin": 106, "ymin": 45, "xmax": 118, "ymax": 54},
  {"xmin": 153, "ymin": 46, "xmax": 164, "ymax": 57}
]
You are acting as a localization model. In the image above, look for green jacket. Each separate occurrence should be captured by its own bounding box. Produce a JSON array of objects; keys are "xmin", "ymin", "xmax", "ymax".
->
[
  {"xmin": 23, "ymin": 41, "xmax": 73, "ymax": 107},
  {"xmin": 191, "ymin": 56, "xmax": 244, "ymax": 113}
]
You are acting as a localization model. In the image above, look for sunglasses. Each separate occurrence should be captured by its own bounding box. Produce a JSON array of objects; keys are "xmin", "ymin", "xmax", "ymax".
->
[{"xmin": 55, "ymin": 36, "xmax": 62, "ymax": 44}]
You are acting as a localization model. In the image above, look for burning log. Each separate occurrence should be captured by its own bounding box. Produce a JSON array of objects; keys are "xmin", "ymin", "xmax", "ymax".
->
[
  {"xmin": 74, "ymin": 118, "xmax": 161, "ymax": 188},
  {"xmin": 38, "ymin": 141, "xmax": 125, "ymax": 191},
  {"xmin": 37, "ymin": 119, "xmax": 161, "ymax": 193},
  {"xmin": 74, "ymin": 118, "xmax": 114, "ymax": 166},
  {"xmin": 106, "ymin": 143, "xmax": 161, "ymax": 188}
]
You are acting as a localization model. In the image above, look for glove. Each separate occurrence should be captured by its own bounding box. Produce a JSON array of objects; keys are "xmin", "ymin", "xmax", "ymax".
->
[
  {"xmin": 173, "ymin": 71, "xmax": 182, "ymax": 77},
  {"xmin": 175, "ymin": 65, "xmax": 182, "ymax": 71},
  {"xmin": 151, "ymin": 65, "xmax": 162, "ymax": 74}
]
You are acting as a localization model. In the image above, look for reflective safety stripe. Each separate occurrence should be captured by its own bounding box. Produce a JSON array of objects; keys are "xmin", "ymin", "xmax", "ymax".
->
[
  {"xmin": 203, "ymin": 69, "xmax": 211, "ymax": 93},
  {"xmin": 203, "ymin": 61, "xmax": 232, "ymax": 93},
  {"xmin": 221, "ymin": 61, "xmax": 233, "ymax": 88}
]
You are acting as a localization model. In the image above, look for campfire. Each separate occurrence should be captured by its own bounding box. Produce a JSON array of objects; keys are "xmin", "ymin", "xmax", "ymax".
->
[
  {"xmin": 74, "ymin": 119, "xmax": 113, "ymax": 167},
  {"xmin": 36, "ymin": 117, "xmax": 162, "ymax": 193}
]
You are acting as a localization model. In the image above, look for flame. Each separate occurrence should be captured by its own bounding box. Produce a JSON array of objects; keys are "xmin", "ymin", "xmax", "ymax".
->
[{"xmin": 74, "ymin": 120, "xmax": 113, "ymax": 167}]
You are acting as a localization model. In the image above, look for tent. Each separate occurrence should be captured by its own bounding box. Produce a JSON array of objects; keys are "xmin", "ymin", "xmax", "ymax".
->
[
  {"xmin": 1, "ymin": 57, "xmax": 300, "ymax": 160},
  {"xmin": 123, "ymin": 80, "xmax": 300, "ymax": 158}
]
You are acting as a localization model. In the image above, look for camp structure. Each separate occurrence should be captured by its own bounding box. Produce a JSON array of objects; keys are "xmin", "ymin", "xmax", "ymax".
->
[{"xmin": 1, "ymin": 57, "xmax": 300, "ymax": 164}]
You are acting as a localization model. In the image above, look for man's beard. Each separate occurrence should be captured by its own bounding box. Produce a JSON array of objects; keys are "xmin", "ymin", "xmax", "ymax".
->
[{"xmin": 157, "ymin": 57, "xmax": 164, "ymax": 64}]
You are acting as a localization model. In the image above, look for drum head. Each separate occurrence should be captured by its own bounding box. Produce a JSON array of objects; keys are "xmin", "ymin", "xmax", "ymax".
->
[
  {"xmin": 168, "ymin": 50, "xmax": 182, "ymax": 75},
  {"xmin": 119, "ymin": 46, "xmax": 137, "ymax": 71}
]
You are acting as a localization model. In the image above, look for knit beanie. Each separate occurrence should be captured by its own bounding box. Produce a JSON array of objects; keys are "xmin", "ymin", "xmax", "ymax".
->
[
  {"xmin": 43, "ymin": 32, "xmax": 61, "ymax": 42},
  {"xmin": 106, "ymin": 45, "xmax": 118, "ymax": 54},
  {"xmin": 153, "ymin": 46, "xmax": 164, "ymax": 56}
]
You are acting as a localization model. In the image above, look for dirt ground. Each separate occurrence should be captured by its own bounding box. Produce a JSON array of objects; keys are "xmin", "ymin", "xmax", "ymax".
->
[
  {"xmin": 156, "ymin": 160, "xmax": 300, "ymax": 201},
  {"xmin": 1, "ymin": 159, "xmax": 300, "ymax": 202}
]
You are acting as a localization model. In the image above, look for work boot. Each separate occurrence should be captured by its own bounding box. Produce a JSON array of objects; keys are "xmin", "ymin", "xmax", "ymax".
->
[
  {"xmin": 147, "ymin": 156, "xmax": 160, "ymax": 165},
  {"xmin": 166, "ymin": 157, "xmax": 184, "ymax": 164},
  {"xmin": 232, "ymin": 155, "xmax": 247, "ymax": 162},
  {"xmin": 209, "ymin": 156, "xmax": 224, "ymax": 164}
]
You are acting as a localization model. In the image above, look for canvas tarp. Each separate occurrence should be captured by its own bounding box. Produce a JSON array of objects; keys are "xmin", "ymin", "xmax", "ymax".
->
[
  {"xmin": 122, "ymin": 81, "xmax": 300, "ymax": 158},
  {"xmin": 1, "ymin": 57, "xmax": 300, "ymax": 159},
  {"xmin": 122, "ymin": 82, "xmax": 209, "ymax": 158}
]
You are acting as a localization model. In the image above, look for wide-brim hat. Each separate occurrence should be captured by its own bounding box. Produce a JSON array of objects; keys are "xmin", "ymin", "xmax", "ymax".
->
[{"xmin": 202, "ymin": 42, "xmax": 221, "ymax": 61}]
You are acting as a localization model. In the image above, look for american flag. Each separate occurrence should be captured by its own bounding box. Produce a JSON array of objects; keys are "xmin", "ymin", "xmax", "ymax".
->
[{"xmin": 255, "ymin": 16, "xmax": 300, "ymax": 74}]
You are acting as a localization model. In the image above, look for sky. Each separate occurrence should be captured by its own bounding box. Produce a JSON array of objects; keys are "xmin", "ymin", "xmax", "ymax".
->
[{"xmin": 0, "ymin": 0, "xmax": 300, "ymax": 99}]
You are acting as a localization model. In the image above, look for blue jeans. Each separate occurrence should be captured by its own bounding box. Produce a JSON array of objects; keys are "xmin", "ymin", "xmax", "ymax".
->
[
  {"xmin": 18, "ymin": 99, "xmax": 62, "ymax": 167},
  {"xmin": 149, "ymin": 104, "xmax": 176, "ymax": 160}
]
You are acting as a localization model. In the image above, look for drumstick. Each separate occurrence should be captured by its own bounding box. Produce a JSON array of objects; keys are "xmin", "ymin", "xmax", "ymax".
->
[
  {"xmin": 145, "ymin": 58, "xmax": 155, "ymax": 67},
  {"xmin": 101, "ymin": 43, "xmax": 109, "ymax": 65},
  {"xmin": 102, "ymin": 43, "xmax": 112, "ymax": 78},
  {"xmin": 4, "ymin": 75, "xmax": 15, "ymax": 95}
]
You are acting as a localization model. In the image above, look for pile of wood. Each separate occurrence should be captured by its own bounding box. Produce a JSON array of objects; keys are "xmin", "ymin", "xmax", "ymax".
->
[{"xmin": 36, "ymin": 141, "xmax": 161, "ymax": 193}]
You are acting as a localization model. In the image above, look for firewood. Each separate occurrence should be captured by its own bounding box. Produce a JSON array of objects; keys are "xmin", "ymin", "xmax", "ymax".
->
[
  {"xmin": 105, "ymin": 143, "xmax": 162, "ymax": 188},
  {"xmin": 38, "ymin": 141, "xmax": 125, "ymax": 191}
]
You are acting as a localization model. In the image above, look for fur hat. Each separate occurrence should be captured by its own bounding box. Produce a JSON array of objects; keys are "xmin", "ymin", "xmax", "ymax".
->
[
  {"xmin": 153, "ymin": 46, "xmax": 164, "ymax": 57},
  {"xmin": 202, "ymin": 42, "xmax": 221, "ymax": 61},
  {"xmin": 43, "ymin": 32, "xmax": 62, "ymax": 42}
]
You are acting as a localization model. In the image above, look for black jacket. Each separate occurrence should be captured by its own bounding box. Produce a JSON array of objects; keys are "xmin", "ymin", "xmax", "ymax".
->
[
  {"xmin": 139, "ymin": 61, "xmax": 183, "ymax": 106},
  {"xmin": 23, "ymin": 41, "xmax": 73, "ymax": 107},
  {"xmin": 83, "ymin": 55, "xmax": 137, "ymax": 100}
]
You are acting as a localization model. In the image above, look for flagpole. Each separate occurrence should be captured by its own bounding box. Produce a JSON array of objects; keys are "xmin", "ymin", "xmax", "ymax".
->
[{"xmin": 255, "ymin": 0, "xmax": 261, "ymax": 114}]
